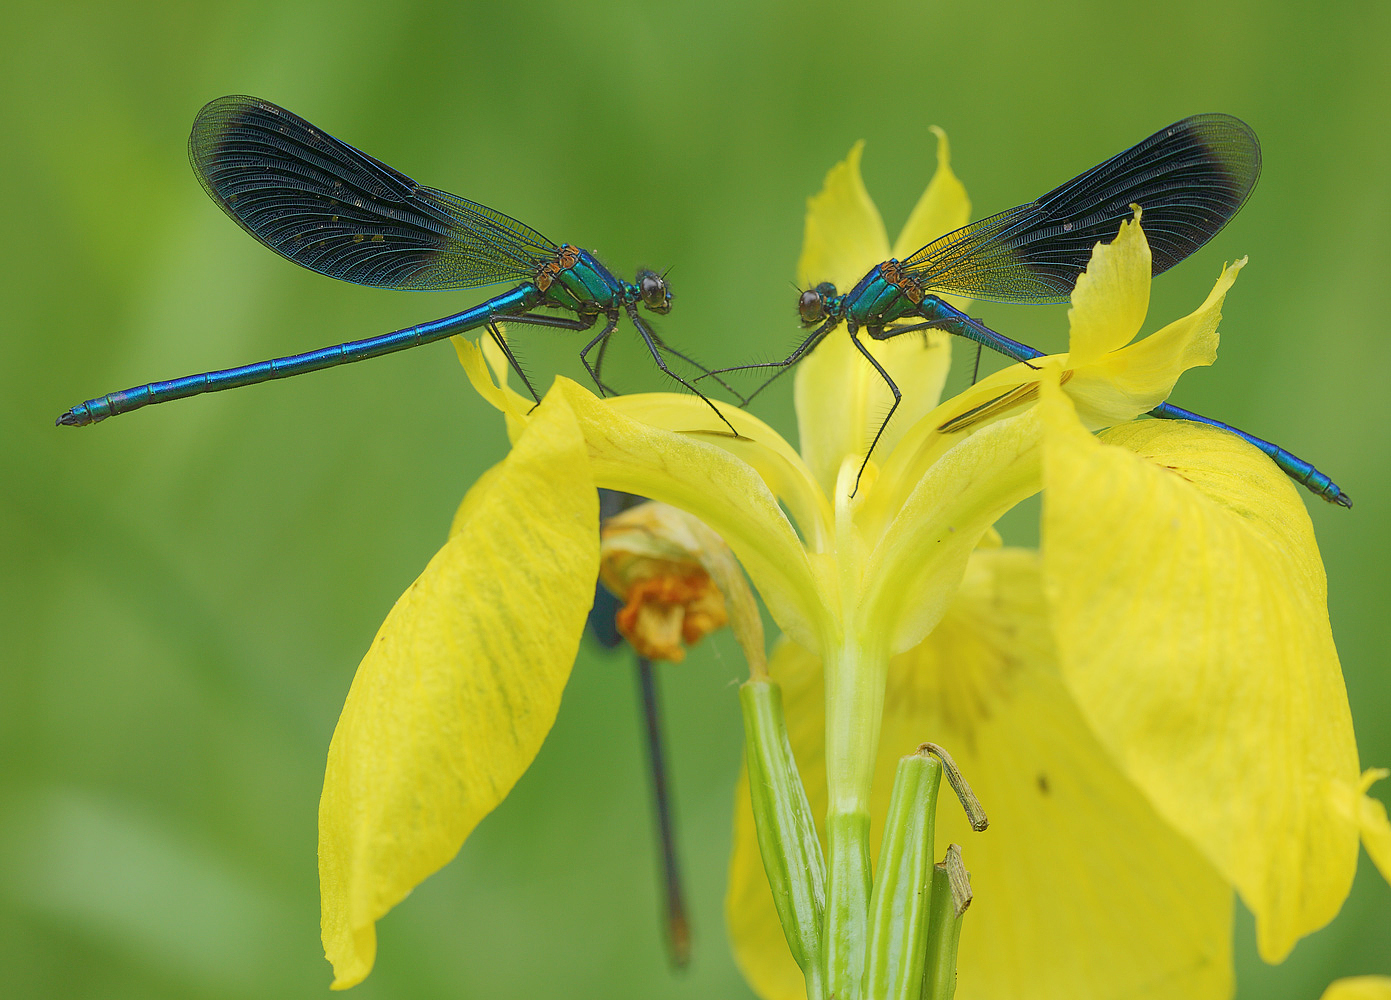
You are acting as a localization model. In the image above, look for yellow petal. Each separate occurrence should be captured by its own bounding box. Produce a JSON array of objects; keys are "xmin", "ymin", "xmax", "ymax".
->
[
  {"xmin": 1039, "ymin": 378, "xmax": 1361, "ymax": 962},
  {"xmin": 454, "ymin": 335, "xmax": 531, "ymax": 442},
  {"xmin": 864, "ymin": 354, "xmax": 1058, "ymax": 532},
  {"xmin": 863, "ymin": 407, "xmax": 1044, "ymax": 655},
  {"xmin": 318, "ymin": 390, "xmax": 598, "ymax": 988},
  {"xmin": 890, "ymin": 127, "xmax": 971, "ymax": 263},
  {"xmin": 1321, "ymin": 978, "xmax": 1391, "ymax": 1000},
  {"xmin": 729, "ymin": 549, "xmax": 1233, "ymax": 1000},
  {"xmin": 1065, "ymin": 208, "xmax": 1151, "ymax": 369},
  {"xmin": 1358, "ymin": 769, "xmax": 1391, "ymax": 886},
  {"xmin": 796, "ymin": 141, "xmax": 890, "ymax": 291},
  {"xmin": 1067, "ymin": 259, "xmax": 1243, "ymax": 428}
]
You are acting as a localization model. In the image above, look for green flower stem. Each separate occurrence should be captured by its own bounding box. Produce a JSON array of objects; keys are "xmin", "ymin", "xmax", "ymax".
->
[
  {"xmin": 739, "ymin": 680, "xmax": 828, "ymax": 1000},
  {"xmin": 822, "ymin": 623, "xmax": 889, "ymax": 1000},
  {"xmin": 865, "ymin": 751, "xmax": 943, "ymax": 1000},
  {"xmin": 824, "ymin": 810, "xmax": 872, "ymax": 997},
  {"xmin": 921, "ymin": 845, "xmax": 972, "ymax": 1000}
]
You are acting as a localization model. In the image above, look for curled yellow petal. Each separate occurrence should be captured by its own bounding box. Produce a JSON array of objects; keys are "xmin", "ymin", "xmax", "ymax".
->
[
  {"xmin": 1357, "ymin": 769, "xmax": 1391, "ymax": 886},
  {"xmin": 1039, "ymin": 378, "xmax": 1361, "ymax": 962},
  {"xmin": 1067, "ymin": 258, "xmax": 1243, "ymax": 428},
  {"xmin": 318, "ymin": 389, "xmax": 598, "ymax": 988},
  {"xmin": 1321, "ymin": 977, "xmax": 1391, "ymax": 1000},
  {"xmin": 1065, "ymin": 208, "xmax": 1151, "ymax": 368}
]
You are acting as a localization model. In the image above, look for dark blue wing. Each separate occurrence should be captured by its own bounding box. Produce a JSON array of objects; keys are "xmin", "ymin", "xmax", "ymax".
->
[
  {"xmin": 188, "ymin": 96, "xmax": 558, "ymax": 290},
  {"xmin": 900, "ymin": 114, "xmax": 1261, "ymax": 303}
]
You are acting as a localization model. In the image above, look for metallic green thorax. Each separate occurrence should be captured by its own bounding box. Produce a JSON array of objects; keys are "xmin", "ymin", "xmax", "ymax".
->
[
  {"xmin": 539, "ymin": 246, "xmax": 628, "ymax": 314},
  {"xmin": 842, "ymin": 264, "xmax": 922, "ymax": 327}
]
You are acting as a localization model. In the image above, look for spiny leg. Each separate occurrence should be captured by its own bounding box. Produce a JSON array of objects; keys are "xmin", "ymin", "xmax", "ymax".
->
[
  {"xmin": 848, "ymin": 326, "xmax": 902, "ymax": 498},
  {"xmin": 579, "ymin": 312, "xmax": 622, "ymax": 397},
  {"xmin": 486, "ymin": 321, "xmax": 542, "ymax": 404},
  {"xmin": 697, "ymin": 318, "xmax": 839, "ymax": 407},
  {"xmin": 592, "ymin": 330, "xmax": 615, "ymax": 392},
  {"xmin": 498, "ymin": 311, "xmax": 598, "ymax": 333},
  {"xmin": 490, "ymin": 310, "xmax": 602, "ymax": 404},
  {"xmin": 877, "ymin": 305, "xmax": 1044, "ymax": 368},
  {"xmin": 642, "ymin": 328, "xmax": 750, "ymax": 407},
  {"xmin": 626, "ymin": 303, "xmax": 741, "ymax": 437}
]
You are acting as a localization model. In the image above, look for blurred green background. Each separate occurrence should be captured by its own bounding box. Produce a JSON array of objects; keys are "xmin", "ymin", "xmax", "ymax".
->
[{"xmin": 2, "ymin": 0, "xmax": 1387, "ymax": 996}]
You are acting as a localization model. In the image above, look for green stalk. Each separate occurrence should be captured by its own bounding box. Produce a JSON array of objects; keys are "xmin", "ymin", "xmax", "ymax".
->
[
  {"xmin": 739, "ymin": 680, "xmax": 828, "ymax": 1000},
  {"xmin": 864, "ymin": 751, "xmax": 943, "ymax": 1000},
  {"xmin": 921, "ymin": 845, "xmax": 972, "ymax": 1000},
  {"xmin": 821, "ymin": 624, "xmax": 888, "ymax": 1000}
]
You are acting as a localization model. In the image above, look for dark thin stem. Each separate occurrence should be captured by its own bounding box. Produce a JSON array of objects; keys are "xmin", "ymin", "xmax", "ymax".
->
[{"xmin": 636, "ymin": 657, "xmax": 691, "ymax": 968}]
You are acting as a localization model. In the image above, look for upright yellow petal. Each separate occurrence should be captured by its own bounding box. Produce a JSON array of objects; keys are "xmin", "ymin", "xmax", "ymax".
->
[
  {"xmin": 863, "ymin": 408, "xmax": 1043, "ymax": 655},
  {"xmin": 796, "ymin": 141, "xmax": 890, "ymax": 290},
  {"xmin": 1039, "ymin": 380, "xmax": 1361, "ymax": 962},
  {"xmin": 794, "ymin": 142, "xmax": 923, "ymax": 497},
  {"xmin": 728, "ymin": 550, "xmax": 1233, "ymax": 1000},
  {"xmin": 890, "ymin": 127, "xmax": 971, "ymax": 263},
  {"xmin": 318, "ymin": 390, "xmax": 598, "ymax": 988},
  {"xmin": 1065, "ymin": 209, "xmax": 1151, "ymax": 369}
]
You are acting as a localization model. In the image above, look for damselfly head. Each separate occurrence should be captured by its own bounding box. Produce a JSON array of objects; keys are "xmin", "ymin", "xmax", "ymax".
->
[
  {"xmin": 798, "ymin": 282, "xmax": 837, "ymax": 326},
  {"xmin": 637, "ymin": 269, "xmax": 673, "ymax": 314}
]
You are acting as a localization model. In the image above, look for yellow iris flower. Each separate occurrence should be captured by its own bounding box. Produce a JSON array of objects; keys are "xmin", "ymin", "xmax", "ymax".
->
[{"xmin": 315, "ymin": 131, "xmax": 1390, "ymax": 995}]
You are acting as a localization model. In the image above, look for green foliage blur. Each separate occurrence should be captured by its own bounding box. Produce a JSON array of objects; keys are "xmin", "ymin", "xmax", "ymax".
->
[{"xmin": 2, "ymin": 1, "xmax": 1387, "ymax": 996}]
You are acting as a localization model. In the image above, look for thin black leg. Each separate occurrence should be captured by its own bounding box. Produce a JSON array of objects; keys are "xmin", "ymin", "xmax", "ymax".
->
[
  {"xmin": 579, "ymin": 313, "xmax": 622, "ymax": 397},
  {"xmin": 848, "ymin": 325, "xmax": 902, "ymax": 497},
  {"xmin": 592, "ymin": 330, "xmax": 615, "ymax": 391},
  {"xmin": 697, "ymin": 318, "xmax": 840, "ymax": 407},
  {"xmin": 496, "ymin": 310, "xmax": 597, "ymax": 332},
  {"xmin": 626, "ymin": 303, "xmax": 741, "ymax": 437},
  {"xmin": 486, "ymin": 321, "xmax": 542, "ymax": 404},
  {"xmin": 635, "ymin": 657, "xmax": 691, "ymax": 968},
  {"xmin": 643, "ymin": 329, "xmax": 750, "ymax": 406}
]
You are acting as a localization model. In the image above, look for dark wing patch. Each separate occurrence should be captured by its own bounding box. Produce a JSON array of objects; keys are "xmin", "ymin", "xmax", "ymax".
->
[
  {"xmin": 900, "ymin": 114, "xmax": 1261, "ymax": 303},
  {"xmin": 189, "ymin": 96, "xmax": 558, "ymax": 290}
]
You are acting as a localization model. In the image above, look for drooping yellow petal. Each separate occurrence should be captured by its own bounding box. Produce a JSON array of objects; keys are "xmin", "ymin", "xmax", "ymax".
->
[
  {"xmin": 318, "ymin": 390, "xmax": 598, "ymax": 989},
  {"xmin": 1039, "ymin": 378, "xmax": 1361, "ymax": 962},
  {"xmin": 1357, "ymin": 769, "xmax": 1391, "ymax": 885},
  {"xmin": 1067, "ymin": 259, "xmax": 1242, "ymax": 428},
  {"xmin": 606, "ymin": 391, "xmax": 834, "ymax": 554},
  {"xmin": 890, "ymin": 127, "xmax": 971, "ymax": 262},
  {"xmin": 1320, "ymin": 977, "xmax": 1391, "ymax": 1000},
  {"xmin": 728, "ymin": 549, "xmax": 1233, "ymax": 1000},
  {"xmin": 1065, "ymin": 208, "xmax": 1151, "ymax": 369},
  {"xmin": 792, "ymin": 142, "xmax": 955, "ymax": 497},
  {"xmin": 555, "ymin": 380, "xmax": 830, "ymax": 655}
]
